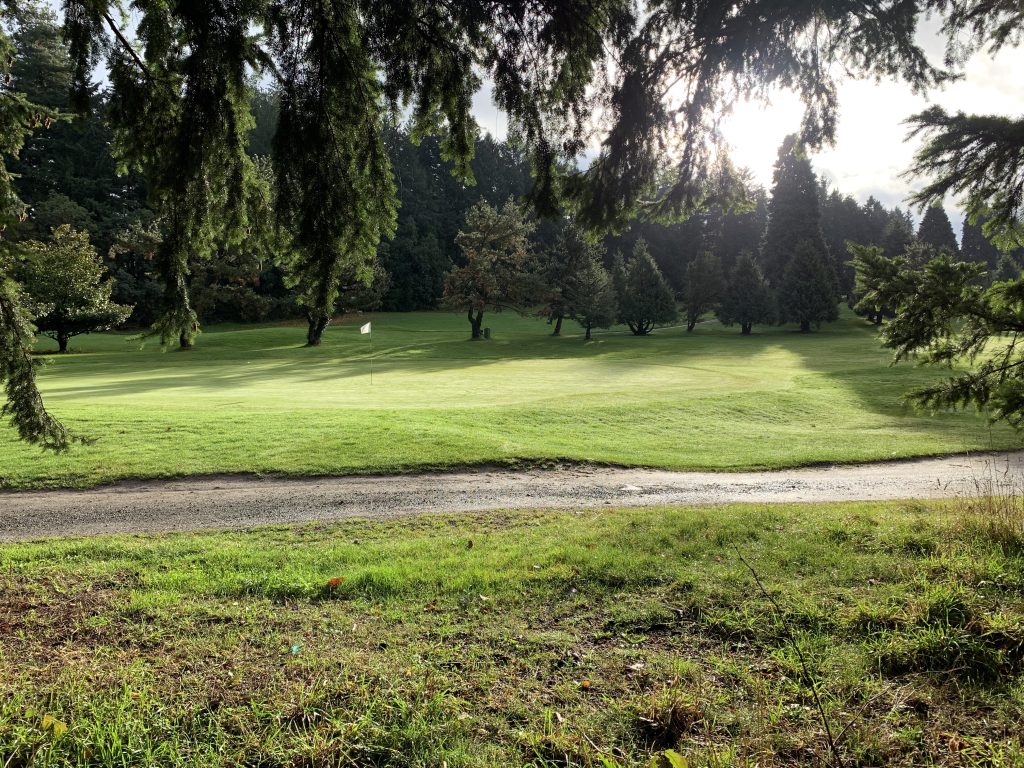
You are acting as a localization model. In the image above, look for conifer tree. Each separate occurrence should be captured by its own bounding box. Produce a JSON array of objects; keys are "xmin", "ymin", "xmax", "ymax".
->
[
  {"xmin": 541, "ymin": 224, "xmax": 598, "ymax": 336},
  {"xmin": 779, "ymin": 240, "xmax": 839, "ymax": 332},
  {"xmin": 717, "ymin": 253, "xmax": 774, "ymax": 335},
  {"xmin": 916, "ymin": 205, "xmax": 959, "ymax": 258},
  {"xmin": 566, "ymin": 254, "xmax": 618, "ymax": 341},
  {"xmin": 443, "ymin": 200, "xmax": 534, "ymax": 340},
  {"xmin": 881, "ymin": 213, "xmax": 917, "ymax": 258},
  {"xmin": 17, "ymin": 226, "xmax": 132, "ymax": 352},
  {"xmin": 684, "ymin": 252, "xmax": 723, "ymax": 332},
  {"xmin": 760, "ymin": 136, "xmax": 834, "ymax": 291},
  {"xmin": 620, "ymin": 240, "xmax": 678, "ymax": 336},
  {"xmin": 960, "ymin": 217, "xmax": 1000, "ymax": 271},
  {"xmin": 995, "ymin": 254, "xmax": 1021, "ymax": 283}
]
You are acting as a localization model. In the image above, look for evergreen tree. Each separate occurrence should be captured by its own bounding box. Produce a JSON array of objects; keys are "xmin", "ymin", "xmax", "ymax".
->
[
  {"xmin": 995, "ymin": 253, "xmax": 1021, "ymax": 283},
  {"xmin": 619, "ymin": 240, "xmax": 677, "ymax": 336},
  {"xmin": 819, "ymin": 183, "xmax": 871, "ymax": 296},
  {"xmin": 717, "ymin": 253, "xmax": 774, "ymax": 335},
  {"xmin": 881, "ymin": 212, "xmax": 917, "ymax": 258},
  {"xmin": 566, "ymin": 254, "xmax": 618, "ymax": 341},
  {"xmin": 16, "ymin": 226, "xmax": 132, "ymax": 352},
  {"xmin": 960, "ymin": 217, "xmax": 1001, "ymax": 271},
  {"xmin": 761, "ymin": 136, "xmax": 833, "ymax": 290},
  {"xmin": 684, "ymin": 252, "xmax": 722, "ymax": 332},
  {"xmin": 779, "ymin": 240, "xmax": 839, "ymax": 332},
  {"xmin": 442, "ymin": 199, "xmax": 535, "ymax": 340},
  {"xmin": 916, "ymin": 205, "xmax": 959, "ymax": 257},
  {"xmin": 541, "ymin": 223, "xmax": 599, "ymax": 336}
]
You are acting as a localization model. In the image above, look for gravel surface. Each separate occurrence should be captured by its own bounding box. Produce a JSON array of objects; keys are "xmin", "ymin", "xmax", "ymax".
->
[{"xmin": 2, "ymin": 451, "xmax": 1023, "ymax": 541}]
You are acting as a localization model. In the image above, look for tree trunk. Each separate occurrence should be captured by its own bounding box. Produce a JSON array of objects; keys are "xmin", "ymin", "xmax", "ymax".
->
[
  {"xmin": 741, "ymin": 323, "xmax": 752, "ymax": 336},
  {"xmin": 800, "ymin": 320, "xmax": 811, "ymax": 333},
  {"xmin": 585, "ymin": 324, "xmax": 592, "ymax": 341},
  {"xmin": 179, "ymin": 331, "xmax": 193, "ymax": 350},
  {"xmin": 469, "ymin": 309, "xmax": 484, "ymax": 339},
  {"xmin": 873, "ymin": 312, "xmax": 883, "ymax": 326},
  {"xmin": 551, "ymin": 315, "xmax": 563, "ymax": 336},
  {"xmin": 686, "ymin": 314, "xmax": 697, "ymax": 332},
  {"xmin": 57, "ymin": 333, "xmax": 69, "ymax": 353},
  {"xmin": 306, "ymin": 313, "xmax": 330, "ymax": 346}
]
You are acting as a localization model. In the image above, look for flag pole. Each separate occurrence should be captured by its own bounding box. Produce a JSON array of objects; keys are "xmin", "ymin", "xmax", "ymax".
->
[{"xmin": 369, "ymin": 327, "xmax": 373, "ymax": 385}]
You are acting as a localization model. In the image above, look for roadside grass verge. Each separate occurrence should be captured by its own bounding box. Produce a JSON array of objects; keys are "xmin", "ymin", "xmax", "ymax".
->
[
  {"xmin": 2, "ymin": 501, "xmax": 1024, "ymax": 766},
  {"xmin": 0, "ymin": 310, "xmax": 1019, "ymax": 489}
]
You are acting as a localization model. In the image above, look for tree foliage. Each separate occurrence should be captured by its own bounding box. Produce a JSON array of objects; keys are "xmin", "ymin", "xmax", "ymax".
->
[
  {"xmin": 683, "ymin": 252, "xmax": 722, "ymax": 332},
  {"xmin": 779, "ymin": 241, "xmax": 839, "ymax": 333},
  {"xmin": 566, "ymin": 254, "xmax": 618, "ymax": 341},
  {"xmin": 619, "ymin": 241, "xmax": 677, "ymax": 336},
  {"xmin": 852, "ymin": 243, "xmax": 1024, "ymax": 426},
  {"xmin": 717, "ymin": 253, "xmax": 774, "ymax": 335},
  {"xmin": 916, "ymin": 205, "xmax": 959, "ymax": 258},
  {"xmin": 17, "ymin": 226, "xmax": 132, "ymax": 352},
  {"xmin": 443, "ymin": 200, "xmax": 535, "ymax": 340},
  {"xmin": 0, "ymin": 2, "xmax": 71, "ymax": 450},
  {"xmin": 761, "ymin": 136, "xmax": 833, "ymax": 289},
  {"xmin": 541, "ymin": 223, "xmax": 600, "ymax": 336}
]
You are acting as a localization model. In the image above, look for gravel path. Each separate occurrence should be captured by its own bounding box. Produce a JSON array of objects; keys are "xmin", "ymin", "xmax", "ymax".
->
[{"xmin": 2, "ymin": 451, "xmax": 1022, "ymax": 541}]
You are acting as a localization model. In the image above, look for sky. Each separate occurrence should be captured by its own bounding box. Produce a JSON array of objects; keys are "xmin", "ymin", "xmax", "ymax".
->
[{"xmin": 472, "ymin": 21, "xmax": 1024, "ymax": 238}]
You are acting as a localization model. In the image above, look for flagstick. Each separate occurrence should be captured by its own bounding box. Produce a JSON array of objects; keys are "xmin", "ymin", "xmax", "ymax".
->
[{"xmin": 369, "ymin": 329, "xmax": 373, "ymax": 385}]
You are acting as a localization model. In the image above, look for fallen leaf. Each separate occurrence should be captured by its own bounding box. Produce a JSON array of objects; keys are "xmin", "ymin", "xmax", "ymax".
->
[{"xmin": 41, "ymin": 714, "xmax": 67, "ymax": 737}]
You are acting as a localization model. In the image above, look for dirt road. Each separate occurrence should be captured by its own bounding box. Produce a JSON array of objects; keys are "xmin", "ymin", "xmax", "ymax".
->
[{"xmin": 2, "ymin": 451, "xmax": 1022, "ymax": 541}]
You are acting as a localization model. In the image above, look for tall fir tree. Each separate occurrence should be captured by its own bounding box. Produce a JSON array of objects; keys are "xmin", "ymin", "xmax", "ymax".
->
[
  {"xmin": 916, "ymin": 205, "xmax": 959, "ymax": 258},
  {"xmin": 541, "ymin": 223, "xmax": 599, "ymax": 336},
  {"xmin": 566, "ymin": 253, "xmax": 618, "ymax": 341},
  {"xmin": 619, "ymin": 240, "xmax": 678, "ymax": 336},
  {"xmin": 960, "ymin": 217, "xmax": 1001, "ymax": 271},
  {"xmin": 779, "ymin": 240, "xmax": 839, "ymax": 332},
  {"xmin": 683, "ymin": 252, "xmax": 722, "ymax": 332},
  {"xmin": 760, "ymin": 135, "xmax": 834, "ymax": 291},
  {"xmin": 717, "ymin": 253, "xmax": 774, "ymax": 335}
]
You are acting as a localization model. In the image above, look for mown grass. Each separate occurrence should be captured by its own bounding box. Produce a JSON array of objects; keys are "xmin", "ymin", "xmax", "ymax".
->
[
  {"xmin": 0, "ymin": 310, "xmax": 1019, "ymax": 489},
  {"xmin": 2, "ymin": 500, "xmax": 1024, "ymax": 766}
]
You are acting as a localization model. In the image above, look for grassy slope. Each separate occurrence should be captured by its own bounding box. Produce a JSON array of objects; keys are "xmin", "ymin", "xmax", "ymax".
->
[
  {"xmin": 0, "ymin": 311, "xmax": 1019, "ymax": 488},
  {"xmin": 2, "ymin": 501, "xmax": 1023, "ymax": 766}
]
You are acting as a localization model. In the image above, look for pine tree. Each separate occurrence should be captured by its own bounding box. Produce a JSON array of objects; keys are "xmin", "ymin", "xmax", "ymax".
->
[
  {"xmin": 717, "ymin": 253, "xmax": 774, "ymax": 335},
  {"xmin": 17, "ymin": 226, "xmax": 132, "ymax": 352},
  {"xmin": 779, "ymin": 240, "xmax": 839, "ymax": 332},
  {"xmin": 619, "ymin": 240, "xmax": 678, "ymax": 336},
  {"xmin": 566, "ymin": 254, "xmax": 617, "ymax": 341},
  {"xmin": 684, "ymin": 252, "xmax": 723, "ymax": 331},
  {"xmin": 916, "ymin": 205, "xmax": 959, "ymax": 258},
  {"xmin": 761, "ymin": 136, "xmax": 834, "ymax": 291},
  {"xmin": 442, "ymin": 200, "xmax": 535, "ymax": 340}
]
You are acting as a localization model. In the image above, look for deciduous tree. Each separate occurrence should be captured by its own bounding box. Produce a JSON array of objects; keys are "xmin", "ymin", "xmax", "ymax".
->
[{"xmin": 17, "ymin": 226, "xmax": 132, "ymax": 352}]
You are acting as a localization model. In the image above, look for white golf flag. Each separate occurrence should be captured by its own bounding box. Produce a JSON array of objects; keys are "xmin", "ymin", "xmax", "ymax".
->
[{"xmin": 360, "ymin": 322, "xmax": 372, "ymax": 334}]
